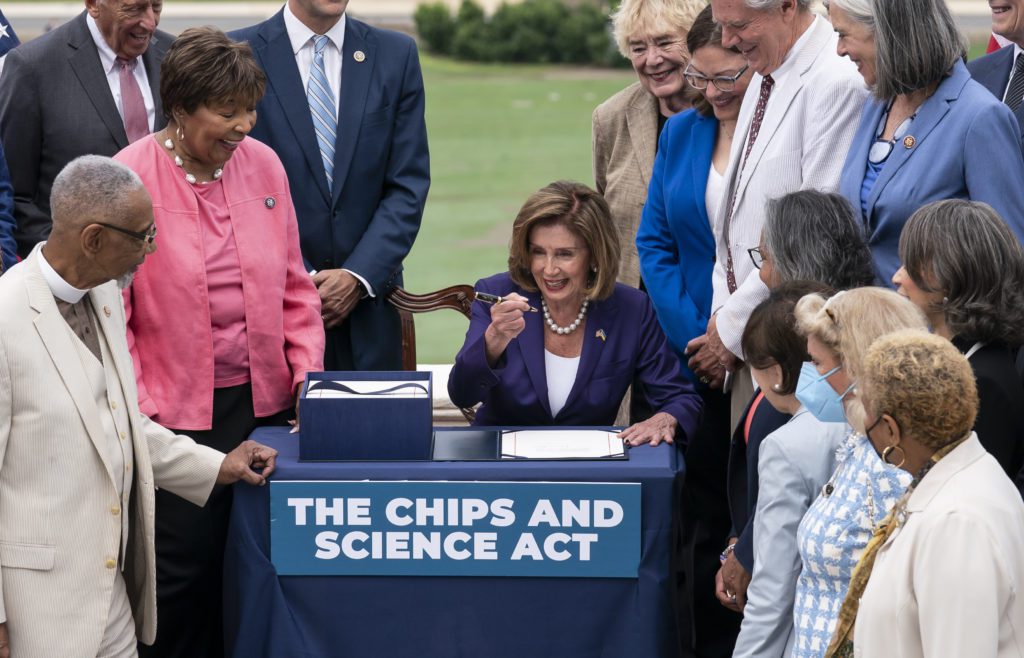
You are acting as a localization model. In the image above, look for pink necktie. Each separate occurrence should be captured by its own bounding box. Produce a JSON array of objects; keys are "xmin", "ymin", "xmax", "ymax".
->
[
  {"xmin": 723, "ymin": 74, "xmax": 775, "ymax": 293},
  {"xmin": 117, "ymin": 57, "xmax": 149, "ymax": 143}
]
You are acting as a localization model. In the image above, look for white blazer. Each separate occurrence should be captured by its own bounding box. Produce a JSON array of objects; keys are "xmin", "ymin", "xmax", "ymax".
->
[
  {"xmin": 854, "ymin": 434, "xmax": 1024, "ymax": 657},
  {"xmin": 712, "ymin": 15, "xmax": 867, "ymax": 356},
  {"xmin": 0, "ymin": 249, "xmax": 223, "ymax": 657}
]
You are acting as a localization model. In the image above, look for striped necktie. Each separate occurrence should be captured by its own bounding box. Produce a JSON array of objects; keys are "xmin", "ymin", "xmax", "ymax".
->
[
  {"xmin": 1005, "ymin": 52, "xmax": 1024, "ymax": 111},
  {"xmin": 307, "ymin": 35, "xmax": 338, "ymax": 190}
]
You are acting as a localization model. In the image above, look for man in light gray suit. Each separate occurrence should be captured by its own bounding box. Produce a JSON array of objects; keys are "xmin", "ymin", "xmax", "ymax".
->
[
  {"xmin": 0, "ymin": 156, "xmax": 278, "ymax": 658},
  {"xmin": 0, "ymin": 0, "xmax": 170, "ymax": 259}
]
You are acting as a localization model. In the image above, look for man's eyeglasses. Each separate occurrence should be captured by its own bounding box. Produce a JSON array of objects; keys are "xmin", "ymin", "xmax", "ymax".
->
[
  {"xmin": 97, "ymin": 222, "xmax": 157, "ymax": 246},
  {"xmin": 747, "ymin": 246, "xmax": 764, "ymax": 269},
  {"xmin": 684, "ymin": 64, "xmax": 750, "ymax": 92}
]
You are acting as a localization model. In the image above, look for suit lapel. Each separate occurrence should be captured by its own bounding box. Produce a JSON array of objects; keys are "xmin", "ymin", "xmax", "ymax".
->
[
  {"xmin": 972, "ymin": 46, "xmax": 1014, "ymax": 100},
  {"xmin": 515, "ymin": 289, "xmax": 551, "ymax": 418},
  {"xmin": 331, "ymin": 19, "xmax": 375, "ymax": 208},
  {"xmin": 90, "ymin": 285, "xmax": 139, "ymax": 428},
  {"xmin": 625, "ymin": 90, "xmax": 658, "ymax": 190},
  {"xmin": 257, "ymin": 12, "xmax": 332, "ymax": 204},
  {"xmin": 691, "ymin": 116, "xmax": 716, "ymax": 240},
  {"xmin": 142, "ymin": 33, "xmax": 168, "ymax": 129},
  {"xmin": 559, "ymin": 297, "xmax": 614, "ymax": 419},
  {"xmin": 25, "ymin": 253, "xmax": 117, "ymax": 486},
  {"xmin": 66, "ymin": 13, "xmax": 128, "ymax": 149},
  {"xmin": 866, "ymin": 68, "xmax": 964, "ymax": 219}
]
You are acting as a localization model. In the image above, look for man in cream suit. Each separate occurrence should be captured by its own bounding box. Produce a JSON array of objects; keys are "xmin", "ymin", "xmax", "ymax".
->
[
  {"xmin": 0, "ymin": 156, "xmax": 278, "ymax": 658},
  {"xmin": 690, "ymin": 0, "xmax": 865, "ymax": 417}
]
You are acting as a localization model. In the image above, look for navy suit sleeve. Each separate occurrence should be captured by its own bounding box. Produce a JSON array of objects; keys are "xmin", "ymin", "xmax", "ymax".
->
[
  {"xmin": 632, "ymin": 295, "xmax": 702, "ymax": 445},
  {"xmin": 734, "ymin": 519, "xmax": 754, "ymax": 573},
  {"xmin": 0, "ymin": 141, "xmax": 16, "ymax": 272},
  {"xmin": 636, "ymin": 122, "xmax": 709, "ymax": 363},
  {"xmin": 964, "ymin": 103, "xmax": 1024, "ymax": 245},
  {"xmin": 448, "ymin": 277, "xmax": 503, "ymax": 408},
  {"xmin": 342, "ymin": 38, "xmax": 430, "ymax": 293}
]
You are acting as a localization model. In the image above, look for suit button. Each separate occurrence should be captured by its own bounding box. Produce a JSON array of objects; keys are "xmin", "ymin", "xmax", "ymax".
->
[
  {"xmin": 110, "ymin": 401, "xmax": 118, "ymax": 410},
  {"xmin": 111, "ymin": 506, "xmax": 120, "ymax": 516},
  {"xmin": 105, "ymin": 558, "xmax": 116, "ymax": 569},
  {"xmin": 119, "ymin": 431, "xmax": 126, "ymax": 441}
]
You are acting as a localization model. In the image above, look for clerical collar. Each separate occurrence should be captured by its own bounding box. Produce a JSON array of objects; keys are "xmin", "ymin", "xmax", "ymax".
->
[{"xmin": 38, "ymin": 244, "xmax": 89, "ymax": 303}]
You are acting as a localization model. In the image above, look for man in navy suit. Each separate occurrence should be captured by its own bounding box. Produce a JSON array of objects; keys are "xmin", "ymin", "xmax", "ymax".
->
[
  {"xmin": 969, "ymin": 0, "xmax": 1024, "ymax": 150},
  {"xmin": 231, "ymin": 0, "xmax": 430, "ymax": 370}
]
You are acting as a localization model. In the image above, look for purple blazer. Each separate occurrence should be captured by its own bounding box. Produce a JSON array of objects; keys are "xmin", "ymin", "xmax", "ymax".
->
[{"xmin": 448, "ymin": 272, "xmax": 702, "ymax": 444}]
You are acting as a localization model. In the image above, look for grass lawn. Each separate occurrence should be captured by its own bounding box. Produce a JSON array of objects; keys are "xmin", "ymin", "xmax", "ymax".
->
[{"xmin": 405, "ymin": 55, "xmax": 633, "ymax": 363}]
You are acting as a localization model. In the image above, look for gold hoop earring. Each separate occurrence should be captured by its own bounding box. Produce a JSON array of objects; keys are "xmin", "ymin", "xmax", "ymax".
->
[{"xmin": 881, "ymin": 443, "xmax": 906, "ymax": 468}]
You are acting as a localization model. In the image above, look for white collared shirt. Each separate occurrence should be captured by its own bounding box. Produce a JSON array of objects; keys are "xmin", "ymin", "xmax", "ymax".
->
[
  {"xmin": 38, "ymin": 244, "xmax": 89, "ymax": 303},
  {"xmin": 283, "ymin": 2, "xmax": 345, "ymax": 119},
  {"xmin": 1004, "ymin": 44, "xmax": 1024, "ymax": 101},
  {"xmin": 86, "ymin": 14, "xmax": 156, "ymax": 133}
]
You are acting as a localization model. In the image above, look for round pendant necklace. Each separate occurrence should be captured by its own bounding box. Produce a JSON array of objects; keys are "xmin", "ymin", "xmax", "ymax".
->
[
  {"xmin": 541, "ymin": 298, "xmax": 589, "ymax": 335},
  {"xmin": 163, "ymin": 138, "xmax": 222, "ymax": 185}
]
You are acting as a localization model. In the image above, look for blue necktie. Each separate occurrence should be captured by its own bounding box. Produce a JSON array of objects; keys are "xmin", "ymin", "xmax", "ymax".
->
[{"xmin": 307, "ymin": 35, "xmax": 337, "ymax": 190}]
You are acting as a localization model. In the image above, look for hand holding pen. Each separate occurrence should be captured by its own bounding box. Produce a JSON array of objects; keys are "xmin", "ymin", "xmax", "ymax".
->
[
  {"xmin": 479, "ymin": 292, "xmax": 534, "ymax": 364},
  {"xmin": 475, "ymin": 292, "xmax": 539, "ymax": 313}
]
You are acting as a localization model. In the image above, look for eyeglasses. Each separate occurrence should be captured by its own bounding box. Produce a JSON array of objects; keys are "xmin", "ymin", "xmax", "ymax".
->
[
  {"xmin": 684, "ymin": 64, "xmax": 750, "ymax": 92},
  {"xmin": 97, "ymin": 222, "xmax": 157, "ymax": 246},
  {"xmin": 747, "ymin": 246, "xmax": 764, "ymax": 269},
  {"xmin": 868, "ymin": 106, "xmax": 915, "ymax": 165}
]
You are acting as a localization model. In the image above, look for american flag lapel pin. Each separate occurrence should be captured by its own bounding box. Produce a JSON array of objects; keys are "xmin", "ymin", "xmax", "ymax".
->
[{"xmin": 595, "ymin": 329, "xmax": 607, "ymax": 342}]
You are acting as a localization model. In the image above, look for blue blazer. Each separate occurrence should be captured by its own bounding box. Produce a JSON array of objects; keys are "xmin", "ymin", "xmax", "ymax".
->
[
  {"xmin": 448, "ymin": 273, "xmax": 702, "ymax": 443},
  {"xmin": 636, "ymin": 110, "xmax": 717, "ymax": 383},
  {"xmin": 840, "ymin": 61, "xmax": 1024, "ymax": 286},
  {"xmin": 969, "ymin": 45, "xmax": 1024, "ymax": 153},
  {"xmin": 0, "ymin": 140, "xmax": 15, "ymax": 273},
  {"xmin": 230, "ymin": 14, "xmax": 430, "ymax": 370}
]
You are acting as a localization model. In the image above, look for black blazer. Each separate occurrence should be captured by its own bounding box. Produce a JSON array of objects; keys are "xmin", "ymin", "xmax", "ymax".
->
[
  {"xmin": 0, "ymin": 12, "xmax": 170, "ymax": 255},
  {"xmin": 968, "ymin": 44, "xmax": 1024, "ymax": 154},
  {"xmin": 726, "ymin": 392, "xmax": 791, "ymax": 571},
  {"xmin": 956, "ymin": 337, "xmax": 1024, "ymax": 495}
]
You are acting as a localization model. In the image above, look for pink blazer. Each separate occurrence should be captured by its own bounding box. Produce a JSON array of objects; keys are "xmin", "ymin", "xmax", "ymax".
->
[{"xmin": 115, "ymin": 136, "xmax": 324, "ymax": 430}]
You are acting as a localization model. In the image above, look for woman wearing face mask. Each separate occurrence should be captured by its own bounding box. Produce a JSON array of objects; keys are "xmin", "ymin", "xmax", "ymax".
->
[
  {"xmin": 787, "ymin": 287, "xmax": 927, "ymax": 658},
  {"xmin": 829, "ymin": 331, "xmax": 1024, "ymax": 657}
]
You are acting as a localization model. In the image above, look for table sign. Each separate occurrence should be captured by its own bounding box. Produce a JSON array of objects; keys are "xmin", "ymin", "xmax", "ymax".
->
[{"xmin": 270, "ymin": 480, "xmax": 640, "ymax": 578}]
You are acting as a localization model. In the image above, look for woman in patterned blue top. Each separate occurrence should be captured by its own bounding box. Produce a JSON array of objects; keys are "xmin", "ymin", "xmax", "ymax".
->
[{"xmin": 788, "ymin": 288, "xmax": 927, "ymax": 657}]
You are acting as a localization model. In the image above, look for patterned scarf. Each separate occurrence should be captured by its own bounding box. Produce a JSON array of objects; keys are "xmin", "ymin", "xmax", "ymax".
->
[{"xmin": 824, "ymin": 435, "xmax": 968, "ymax": 658}]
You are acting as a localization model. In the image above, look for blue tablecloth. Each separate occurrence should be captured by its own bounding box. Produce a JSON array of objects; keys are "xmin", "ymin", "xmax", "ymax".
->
[{"xmin": 224, "ymin": 427, "xmax": 685, "ymax": 658}]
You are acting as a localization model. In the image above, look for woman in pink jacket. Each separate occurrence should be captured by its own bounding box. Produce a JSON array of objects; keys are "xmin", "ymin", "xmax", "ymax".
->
[{"xmin": 114, "ymin": 28, "xmax": 324, "ymax": 658}]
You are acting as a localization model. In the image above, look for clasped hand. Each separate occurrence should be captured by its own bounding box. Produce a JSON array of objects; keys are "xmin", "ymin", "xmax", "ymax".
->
[{"xmin": 313, "ymin": 269, "xmax": 363, "ymax": 328}]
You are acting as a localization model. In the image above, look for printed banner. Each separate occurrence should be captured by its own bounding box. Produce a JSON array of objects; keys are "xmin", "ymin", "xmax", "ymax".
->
[{"xmin": 270, "ymin": 480, "xmax": 641, "ymax": 578}]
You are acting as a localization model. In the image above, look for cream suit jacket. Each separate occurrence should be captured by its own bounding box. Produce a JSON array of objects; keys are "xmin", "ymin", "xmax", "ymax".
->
[
  {"xmin": 592, "ymin": 81, "xmax": 659, "ymax": 289},
  {"xmin": 0, "ymin": 249, "xmax": 223, "ymax": 657},
  {"xmin": 854, "ymin": 434, "xmax": 1024, "ymax": 657},
  {"xmin": 711, "ymin": 16, "xmax": 867, "ymax": 357}
]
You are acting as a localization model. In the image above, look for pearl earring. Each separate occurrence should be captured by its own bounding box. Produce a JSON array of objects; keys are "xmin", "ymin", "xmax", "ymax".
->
[{"xmin": 771, "ymin": 383, "xmax": 783, "ymax": 392}]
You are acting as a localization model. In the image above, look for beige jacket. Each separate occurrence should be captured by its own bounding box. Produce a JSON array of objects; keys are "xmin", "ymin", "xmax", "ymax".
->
[
  {"xmin": 854, "ymin": 434, "xmax": 1024, "ymax": 657},
  {"xmin": 592, "ymin": 81, "xmax": 659, "ymax": 289},
  {"xmin": 0, "ymin": 250, "xmax": 223, "ymax": 656}
]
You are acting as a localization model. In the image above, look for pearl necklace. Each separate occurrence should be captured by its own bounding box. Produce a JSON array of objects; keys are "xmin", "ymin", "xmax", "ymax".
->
[
  {"xmin": 541, "ymin": 298, "xmax": 589, "ymax": 335},
  {"xmin": 163, "ymin": 138, "xmax": 222, "ymax": 185}
]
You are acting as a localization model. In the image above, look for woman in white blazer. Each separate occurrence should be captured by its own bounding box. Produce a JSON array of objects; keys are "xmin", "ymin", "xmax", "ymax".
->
[
  {"xmin": 830, "ymin": 331, "xmax": 1024, "ymax": 657},
  {"xmin": 730, "ymin": 282, "xmax": 849, "ymax": 658}
]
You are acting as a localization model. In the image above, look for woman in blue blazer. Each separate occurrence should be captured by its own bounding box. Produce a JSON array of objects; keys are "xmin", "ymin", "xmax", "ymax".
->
[
  {"xmin": 448, "ymin": 181, "xmax": 701, "ymax": 447},
  {"xmin": 636, "ymin": 8, "xmax": 752, "ymax": 388},
  {"xmin": 831, "ymin": 0, "xmax": 1024, "ymax": 286}
]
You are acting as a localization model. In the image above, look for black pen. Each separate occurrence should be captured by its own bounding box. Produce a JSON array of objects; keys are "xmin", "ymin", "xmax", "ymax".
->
[{"xmin": 475, "ymin": 291, "xmax": 539, "ymax": 313}]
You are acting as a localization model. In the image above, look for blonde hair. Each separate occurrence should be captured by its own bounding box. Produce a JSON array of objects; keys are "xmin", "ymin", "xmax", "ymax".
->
[
  {"xmin": 795, "ymin": 288, "xmax": 928, "ymax": 429},
  {"xmin": 611, "ymin": 0, "xmax": 708, "ymax": 58},
  {"xmin": 861, "ymin": 330, "xmax": 978, "ymax": 450}
]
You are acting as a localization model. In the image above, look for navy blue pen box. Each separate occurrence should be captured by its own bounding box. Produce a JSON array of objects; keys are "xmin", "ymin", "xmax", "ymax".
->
[{"xmin": 299, "ymin": 371, "xmax": 433, "ymax": 461}]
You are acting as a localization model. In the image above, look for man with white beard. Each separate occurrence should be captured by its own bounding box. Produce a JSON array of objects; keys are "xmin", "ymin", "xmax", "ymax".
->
[{"xmin": 0, "ymin": 155, "xmax": 278, "ymax": 658}]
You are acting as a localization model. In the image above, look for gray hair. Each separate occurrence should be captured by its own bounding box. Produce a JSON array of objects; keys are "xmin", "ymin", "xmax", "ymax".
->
[
  {"xmin": 871, "ymin": 0, "xmax": 966, "ymax": 99},
  {"xmin": 742, "ymin": 0, "xmax": 812, "ymax": 10},
  {"xmin": 50, "ymin": 155, "xmax": 145, "ymax": 233},
  {"xmin": 823, "ymin": 0, "xmax": 874, "ymax": 30},
  {"xmin": 899, "ymin": 200, "xmax": 1024, "ymax": 346},
  {"xmin": 611, "ymin": 0, "xmax": 707, "ymax": 59},
  {"xmin": 763, "ymin": 190, "xmax": 876, "ymax": 290}
]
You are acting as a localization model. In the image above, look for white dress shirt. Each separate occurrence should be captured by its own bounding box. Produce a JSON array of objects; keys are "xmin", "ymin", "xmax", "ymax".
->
[
  {"xmin": 1004, "ymin": 44, "xmax": 1024, "ymax": 101},
  {"xmin": 544, "ymin": 350, "xmax": 580, "ymax": 417},
  {"xmin": 86, "ymin": 14, "xmax": 155, "ymax": 133}
]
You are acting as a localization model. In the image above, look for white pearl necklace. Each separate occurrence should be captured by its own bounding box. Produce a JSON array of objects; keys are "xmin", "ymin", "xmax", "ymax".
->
[
  {"xmin": 163, "ymin": 138, "xmax": 222, "ymax": 185},
  {"xmin": 542, "ymin": 298, "xmax": 589, "ymax": 335}
]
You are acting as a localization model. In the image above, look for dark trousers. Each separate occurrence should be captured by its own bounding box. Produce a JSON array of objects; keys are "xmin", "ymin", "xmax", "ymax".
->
[
  {"xmin": 677, "ymin": 388, "xmax": 742, "ymax": 658},
  {"xmin": 139, "ymin": 383, "xmax": 289, "ymax": 658}
]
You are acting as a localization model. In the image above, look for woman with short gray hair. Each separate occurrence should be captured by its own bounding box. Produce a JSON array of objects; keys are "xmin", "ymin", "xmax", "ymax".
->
[
  {"xmin": 752, "ymin": 190, "xmax": 875, "ymax": 291},
  {"xmin": 830, "ymin": 0, "xmax": 1024, "ymax": 285},
  {"xmin": 893, "ymin": 199, "xmax": 1024, "ymax": 487}
]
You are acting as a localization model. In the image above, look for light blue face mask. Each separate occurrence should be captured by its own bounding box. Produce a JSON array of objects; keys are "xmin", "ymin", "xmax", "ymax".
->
[{"xmin": 795, "ymin": 362, "xmax": 855, "ymax": 423}]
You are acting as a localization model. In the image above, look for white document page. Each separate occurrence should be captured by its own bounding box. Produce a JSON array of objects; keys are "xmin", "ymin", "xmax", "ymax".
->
[{"xmin": 500, "ymin": 429, "xmax": 626, "ymax": 459}]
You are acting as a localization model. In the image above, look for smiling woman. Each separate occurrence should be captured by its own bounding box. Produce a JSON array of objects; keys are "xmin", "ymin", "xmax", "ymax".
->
[{"xmin": 111, "ymin": 27, "xmax": 325, "ymax": 658}]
